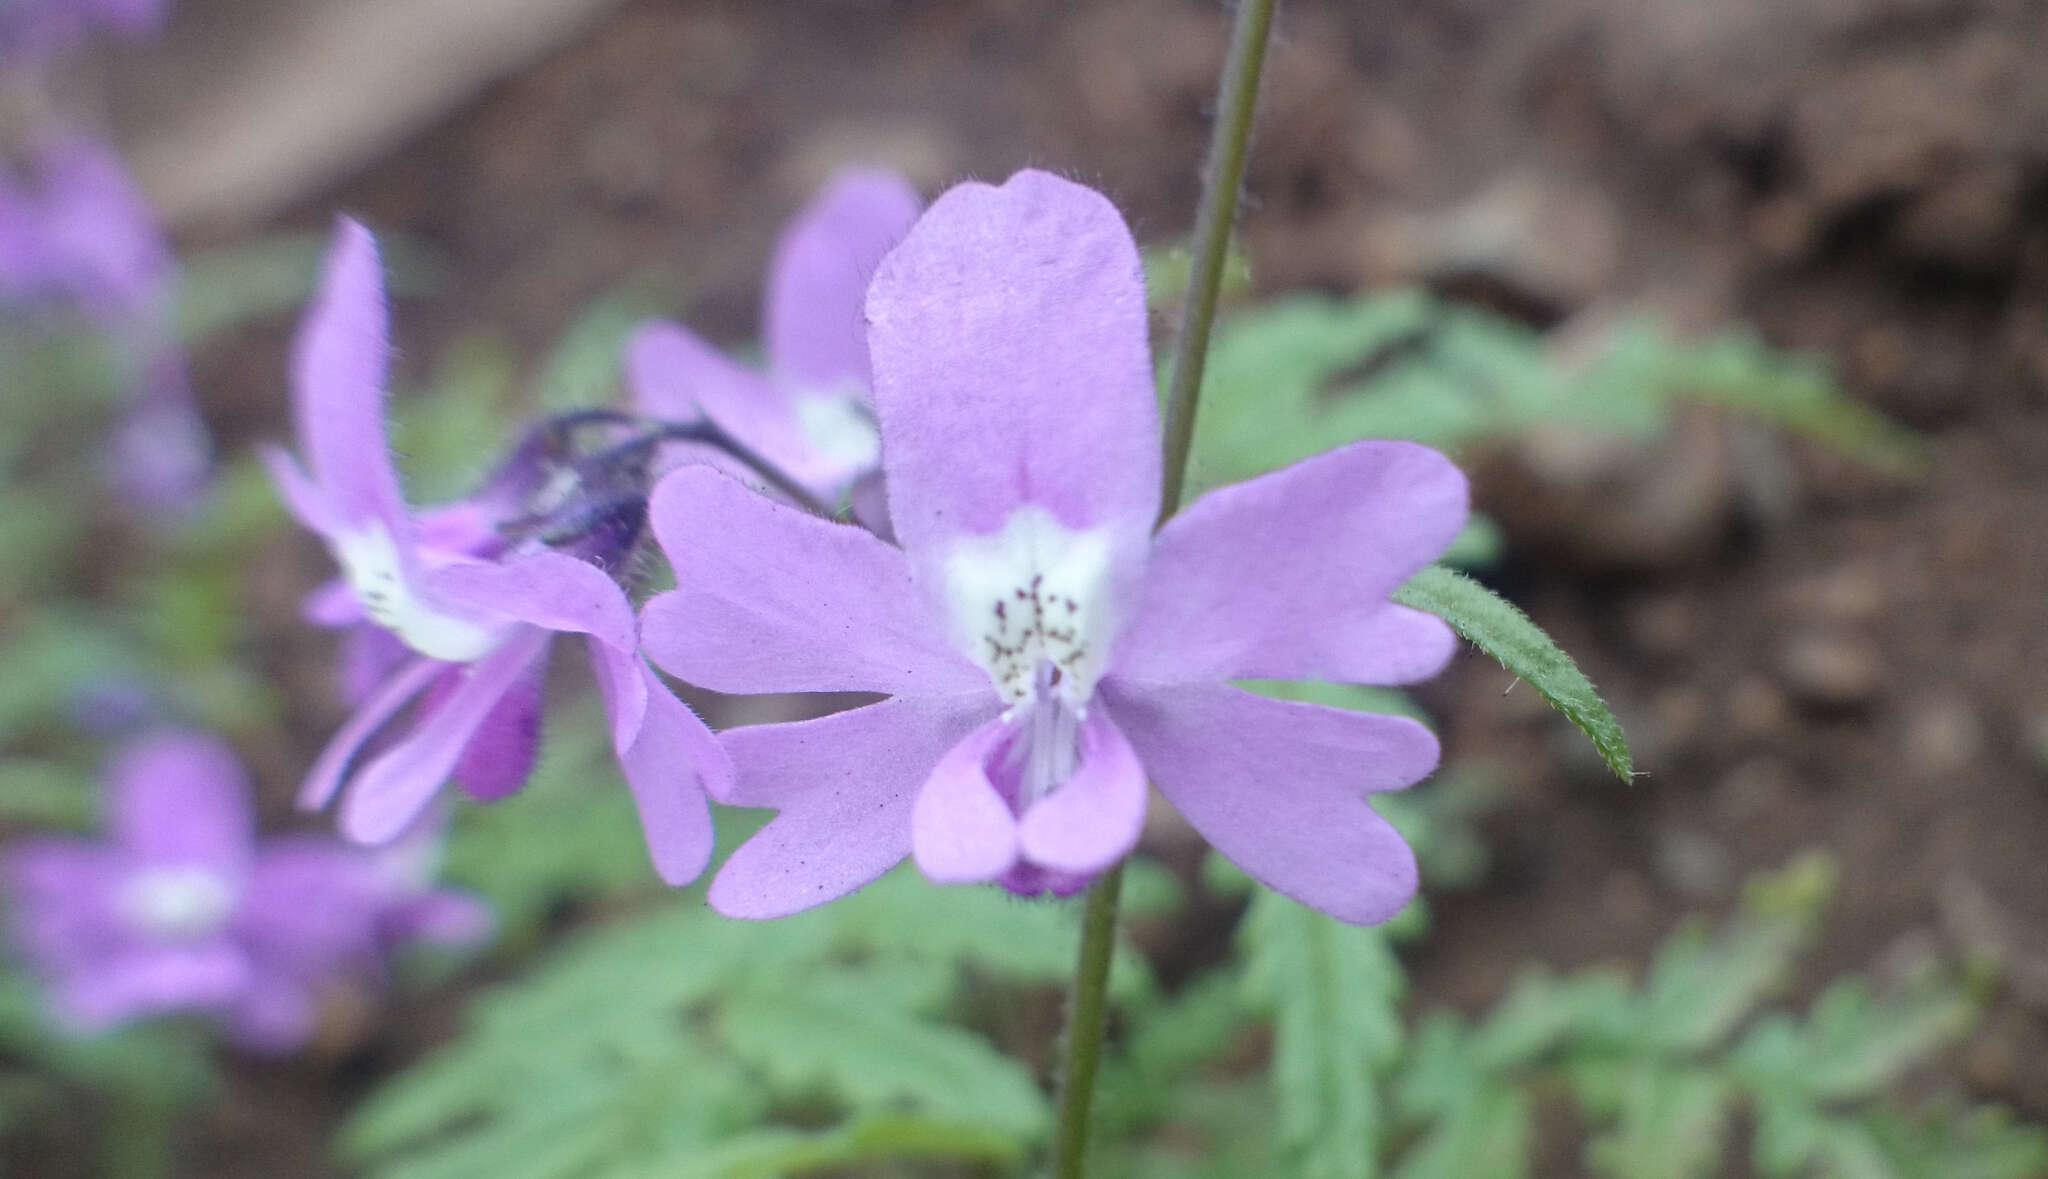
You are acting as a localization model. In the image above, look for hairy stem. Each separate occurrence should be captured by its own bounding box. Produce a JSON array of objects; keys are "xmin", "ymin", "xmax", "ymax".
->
[
  {"xmin": 1049, "ymin": 2, "xmax": 1279, "ymax": 1176},
  {"xmin": 1158, "ymin": 0, "xmax": 1279, "ymax": 523},
  {"xmin": 1048, "ymin": 863, "xmax": 1125, "ymax": 1178}
]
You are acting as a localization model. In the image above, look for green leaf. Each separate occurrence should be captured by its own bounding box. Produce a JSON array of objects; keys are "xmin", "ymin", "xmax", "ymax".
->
[
  {"xmin": 533, "ymin": 291, "xmax": 671, "ymax": 412},
  {"xmin": 1584, "ymin": 1065, "xmax": 1729, "ymax": 1179},
  {"xmin": 666, "ymin": 1113, "xmax": 1025, "ymax": 1179},
  {"xmin": 1393, "ymin": 564, "xmax": 1633, "ymax": 781},
  {"xmin": 718, "ymin": 988, "xmax": 1048, "ymax": 1137},
  {"xmin": 1390, "ymin": 1085, "xmax": 1533, "ymax": 1179},
  {"xmin": 1240, "ymin": 889, "xmax": 1405, "ymax": 1179}
]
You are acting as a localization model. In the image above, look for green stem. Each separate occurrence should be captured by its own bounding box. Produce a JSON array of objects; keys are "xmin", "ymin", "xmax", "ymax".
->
[
  {"xmin": 1048, "ymin": 862, "xmax": 1124, "ymax": 1179},
  {"xmin": 1048, "ymin": 2, "xmax": 1280, "ymax": 1176},
  {"xmin": 1158, "ymin": 0, "xmax": 1280, "ymax": 523}
]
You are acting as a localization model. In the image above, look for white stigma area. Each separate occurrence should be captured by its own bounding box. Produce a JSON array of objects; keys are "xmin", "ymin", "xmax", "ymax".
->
[
  {"xmin": 119, "ymin": 866, "xmax": 238, "ymax": 941},
  {"xmin": 792, "ymin": 392, "xmax": 882, "ymax": 474},
  {"xmin": 943, "ymin": 506, "xmax": 1117, "ymax": 712},
  {"xmin": 334, "ymin": 524, "xmax": 502, "ymax": 662}
]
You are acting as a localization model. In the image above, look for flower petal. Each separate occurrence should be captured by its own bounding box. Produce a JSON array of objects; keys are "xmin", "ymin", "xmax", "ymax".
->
[
  {"xmin": 1103, "ymin": 680, "xmax": 1434, "ymax": 925},
  {"xmin": 866, "ymin": 170, "xmax": 1160, "ymax": 568},
  {"xmin": 108, "ymin": 731, "xmax": 254, "ymax": 871},
  {"xmin": 427, "ymin": 549, "xmax": 637, "ymax": 652},
  {"xmin": 292, "ymin": 218, "xmax": 407, "ymax": 534},
  {"xmin": 588, "ymin": 640, "xmax": 724, "ymax": 886},
  {"xmin": 450, "ymin": 644, "xmax": 547, "ymax": 801},
  {"xmin": 626, "ymin": 321, "xmax": 828, "ymax": 490},
  {"xmin": 1116, "ymin": 441, "xmax": 1467, "ymax": 685},
  {"xmin": 299, "ymin": 656, "xmax": 447, "ymax": 809},
  {"xmin": 910, "ymin": 718, "xmax": 1020, "ymax": 883},
  {"xmin": 257, "ymin": 444, "xmax": 340, "ymax": 537},
  {"xmin": 642, "ymin": 465, "xmax": 982, "ymax": 696},
  {"xmin": 765, "ymin": 168, "xmax": 920, "ymax": 395},
  {"xmin": 709, "ymin": 693, "xmax": 993, "ymax": 918},
  {"xmin": 338, "ymin": 629, "xmax": 552, "ymax": 844},
  {"xmin": 54, "ymin": 943, "xmax": 250, "ymax": 1033},
  {"xmin": 222, "ymin": 972, "xmax": 317, "ymax": 1055},
  {"xmin": 1016, "ymin": 710, "xmax": 1147, "ymax": 875},
  {"xmin": 236, "ymin": 837, "xmax": 383, "ymax": 970}
]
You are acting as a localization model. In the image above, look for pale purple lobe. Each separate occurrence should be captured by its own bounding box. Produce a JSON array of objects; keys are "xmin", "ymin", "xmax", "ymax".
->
[
  {"xmin": 222, "ymin": 973, "xmax": 317, "ymax": 1055},
  {"xmin": 299, "ymin": 657, "xmax": 446, "ymax": 809},
  {"xmin": 627, "ymin": 321, "xmax": 858, "ymax": 499},
  {"xmin": 427, "ymin": 549, "xmax": 637, "ymax": 653},
  {"xmin": 708, "ymin": 694, "xmax": 992, "ymax": 919},
  {"xmin": 382, "ymin": 891, "xmax": 494, "ymax": 948},
  {"xmin": 450, "ymin": 645, "xmax": 546, "ymax": 801},
  {"xmin": 641, "ymin": 465, "xmax": 982, "ymax": 697},
  {"xmin": 56, "ymin": 944, "xmax": 249, "ymax": 1032},
  {"xmin": 235, "ymin": 839, "xmax": 383, "ymax": 970},
  {"xmin": 292, "ymin": 218, "xmax": 407, "ymax": 534},
  {"xmin": 865, "ymin": 170, "xmax": 1161, "ymax": 568},
  {"xmin": 910, "ymin": 718, "xmax": 1020, "ymax": 882},
  {"xmin": 4, "ymin": 841, "xmax": 122, "ymax": 968},
  {"xmin": 339, "ymin": 629, "xmax": 552, "ymax": 844},
  {"xmin": 764, "ymin": 168, "xmax": 921, "ymax": 395},
  {"xmin": 1015, "ymin": 711, "xmax": 1148, "ymax": 875},
  {"xmin": 108, "ymin": 731, "xmax": 255, "ymax": 872},
  {"xmin": 588, "ymin": 640, "xmax": 722, "ymax": 885},
  {"xmin": 12, "ymin": 136, "xmax": 172, "ymax": 317},
  {"xmin": 338, "ymin": 624, "xmax": 412, "ymax": 706},
  {"xmin": 259, "ymin": 445, "xmax": 341, "ymax": 537},
  {"xmin": 1103, "ymin": 681, "xmax": 1435, "ymax": 926},
  {"xmin": 1116, "ymin": 441, "xmax": 1467, "ymax": 685}
]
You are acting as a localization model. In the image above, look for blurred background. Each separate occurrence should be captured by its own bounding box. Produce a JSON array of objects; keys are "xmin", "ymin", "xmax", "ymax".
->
[{"xmin": 4, "ymin": 0, "xmax": 2047, "ymax": 1174}]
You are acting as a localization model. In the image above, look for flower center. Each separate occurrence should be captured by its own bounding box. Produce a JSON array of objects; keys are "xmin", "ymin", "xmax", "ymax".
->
[
  {"xmin": 943, "ymin": 506, "xmax": 1116, "ymax": 710},
  {"xmin": 334, "ymin": 523, "xmax": 502, "ymax": 662},
  {"xmin": 999, "ymin": 665, "xmax": 1084, "ymax": 811},
  {"xmin": 119, "ymin": 866, "xmax": 237, "ymax": 941},
  {"xmin": 792, "ymin": 392, "xmax": 881, "ymax": 474}
]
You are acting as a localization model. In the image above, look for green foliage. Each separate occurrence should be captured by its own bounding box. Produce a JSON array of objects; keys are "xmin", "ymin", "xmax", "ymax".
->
[
  {"xmin": 1187, "ymin": 290, "xmax": 1924, "ymax": 494},
  {"xmin": 1395, "ymin": 564, "xmax": 1634, "ymax": 782},
  {"xmin": 343, "ymin": 865, "xmax": 1157, "ymax": 1179},
  {"xmin": 1096, "ymin": 855, "xmax": 2044, "ymax": 1178},
  {"xmin": 1241, "ymin": 889, "xmax": 1405, "ymax": 1179}
]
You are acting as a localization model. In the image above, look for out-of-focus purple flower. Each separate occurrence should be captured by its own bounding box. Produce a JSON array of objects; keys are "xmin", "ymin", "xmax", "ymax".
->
[
  {"xmin": 628, "ymin": 169, "xmax": 920, "ymax": 514},
  {"xmin": 0, "ymin": 133, "xmax": 211, "ymax": 511},
  {"xmin": 0, "ymin": 0, "xmax": 168, "ymax": 64},
  {"xmin": 0, "ymin": 135, "xmax": 171, "ymax": 319},
  {"xmin": 2, "ymin": 731, "xmax": 486, "ymax": 1053},
  {"xmin": 641, "ymin": 171, "xmax": 1468, "ymax": 924},
  {"xmin": 262, "ymin": 219, "xmax": 729, "ymax": 885}
]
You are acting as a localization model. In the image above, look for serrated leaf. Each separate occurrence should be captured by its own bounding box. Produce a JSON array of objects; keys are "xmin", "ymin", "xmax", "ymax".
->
[
  {"xmin": 1585, "ymin": 1065, "xmax": 1729, "ymax": 1179},
  {"xmin": 1393, "ymin": 565, "xmax": 1633, "ymax": 781},
  {"xmin": 1240, "ymin": 889, "xmax": 1404, "ymax": 1178},
  {"xmin": 666, "ymin": 1112, "xmax": 1025, "ymax": 1179},
  {"xmin": 1390, "ymin": 1085, "xmax": 1532, "ymax": 1179},
  {"xmin": 719, "ymin": 988, "xmax": 1048, "ymax": 1136}
]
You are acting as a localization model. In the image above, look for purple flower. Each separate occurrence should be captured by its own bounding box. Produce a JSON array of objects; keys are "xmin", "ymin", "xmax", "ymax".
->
[
  {"xmin": 627, "ymin": 169, "xmax": 921, "ymax": 514},
  {"xmin": 2, "ymin": 731, "xmax": 486, "ymax": 1053},
  {"xmin": 639, "ymin": 171, "xmax": 1468, "ymax": 924},
  {"xmin": 0, "ymin": 135, "xmax": 171, "ymax": 319},
  {"xmin": 262, "ymin": 219, "xmax": 729, "ymax": 885},
  {"xmin": 0, "ymin": 133, "xmax": 210, "ymax": 511}
]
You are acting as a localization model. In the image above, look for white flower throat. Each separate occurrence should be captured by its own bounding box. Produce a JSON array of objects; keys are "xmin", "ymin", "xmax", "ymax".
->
[
  {"xmin": 335, "ymin": 524, "xmax": 501, "ymax": 662},
  {"xmin": 944, "ymin": 506, "xmax": 1117, "ymax": 710},
  {"xmin": 944, "ymin": 507, "xmax": 1116, "ymax": 809},
  {"xmin": 121, "ymin": 866, "xmax": 237, "ymax": 941}
]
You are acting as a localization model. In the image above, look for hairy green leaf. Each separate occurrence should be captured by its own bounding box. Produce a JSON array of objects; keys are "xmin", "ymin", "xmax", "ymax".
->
[{"xmin": 1393, "ymin": 564, "xmax": 1633, "ymax": 781}]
